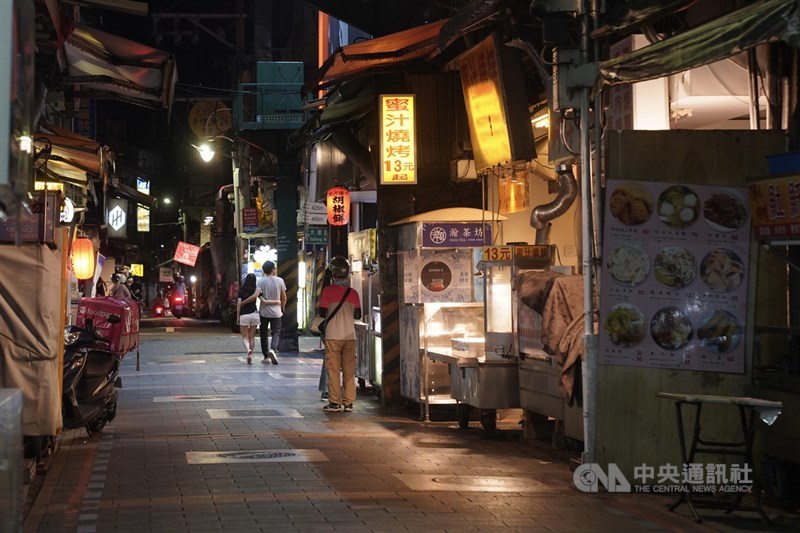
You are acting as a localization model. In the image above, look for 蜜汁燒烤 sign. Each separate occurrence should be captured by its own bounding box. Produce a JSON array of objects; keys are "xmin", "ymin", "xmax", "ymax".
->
[{"xmin": 380, "ymin": 94, "xmax": 416, "ymax": 185}]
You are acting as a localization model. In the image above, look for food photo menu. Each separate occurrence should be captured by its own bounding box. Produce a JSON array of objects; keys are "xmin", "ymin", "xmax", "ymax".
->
[{"xmin": 599, "ymin": 179, "xmax": 749, "ymax": 373}]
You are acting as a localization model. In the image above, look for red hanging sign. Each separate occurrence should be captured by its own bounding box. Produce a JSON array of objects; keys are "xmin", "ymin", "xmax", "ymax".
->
[{"xmin": 326, "ymin": 187, "xmax": 350, "ymax": 226}]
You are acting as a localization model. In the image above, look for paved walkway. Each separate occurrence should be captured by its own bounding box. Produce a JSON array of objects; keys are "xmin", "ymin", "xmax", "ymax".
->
[{"xmin": 24, "ymin": 324, "xmax": 797, "ymax": 532}]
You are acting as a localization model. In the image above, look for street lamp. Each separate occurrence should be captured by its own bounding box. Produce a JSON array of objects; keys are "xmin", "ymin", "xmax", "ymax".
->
[{"xmin": 193, "ymin": 135, "xmax": 235, "ymax": 163}]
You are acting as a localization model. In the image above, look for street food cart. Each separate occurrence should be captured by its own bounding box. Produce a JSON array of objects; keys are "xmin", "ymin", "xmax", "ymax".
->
[
  {"xmin": 428, "ymin": 244, "xmax": 554, "ymax": 431},
  {"xmin": 392, "ymin": 208, "xmax": 504, "ymax": 420}
]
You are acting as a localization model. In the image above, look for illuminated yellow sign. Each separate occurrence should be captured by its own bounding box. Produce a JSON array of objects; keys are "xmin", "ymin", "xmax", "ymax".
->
[
  {"xmin": 379, "ymin": 94, "xmax": 416, "ymax": 185},
  {"xmin": 34, "ymin": 181, "xmax": 64, "ymax": 192},
  {"xmin": 131, "ymin": 263, "xmax": 144, "ymax": 277},
  {"xmin": 137, "ymin": 206, "xmax": 150, "ymax": 232},
  {"xmin": 458, "ymin": 35, "xmax": 512, "ymax": 171}
]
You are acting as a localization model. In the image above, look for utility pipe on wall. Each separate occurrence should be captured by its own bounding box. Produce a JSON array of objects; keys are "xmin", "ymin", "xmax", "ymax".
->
[{"xmin": 579, "ymin": 0, "xmax": 598, "ymax": 466}]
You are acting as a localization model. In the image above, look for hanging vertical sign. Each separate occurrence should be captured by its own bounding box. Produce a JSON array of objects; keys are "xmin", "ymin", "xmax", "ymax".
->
[
  {"xmin": 106, "ymin": 198, "xmax": 128, "ymax": 238},
  {"xmin": 379, "ymin": 94, "xmax": 416, "ymax": 185},
  {"xmin": 457, "ymin": 34, "xmax": 536, "ymax": 171},
  {"xmin": 326, "ymin": 186, "xmax": 351, "ymax": 226},
  {"xmin": 136, "ymin": 178, "xmax": 150, "ymax": 232}
]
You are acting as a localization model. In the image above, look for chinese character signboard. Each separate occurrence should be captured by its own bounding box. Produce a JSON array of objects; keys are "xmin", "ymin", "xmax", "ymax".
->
[
  {"xmin": 380, "ymin": 94, "xmax": 416, "ymax": 185},
  {"xmin": 599, "ymin": 180, "xmax": 750, "ymax": 373},
  {"xmin": 173, "ymin": 241, "xmax": 201, "ymax": 267},
  {"xmin": 0, "ymin": 192, "xmax": 58, "ymax": 244},
  {"xmin": 306, "ymin": 227, "xmax": 328, "ymax": 245},
  {"xmin": 326, "ymin": 187, "xmax": 350, "ymax": 225},
  {"xmin": 748, "ymin": 174, "xmax": 800, "ymax": 239},
  {"xmin": 242, "ymin": 207, "xmax": 259, "ymax": 232},
  {"xmin": 422, "ymin": 223, "xmax": 491, "ymax": 248}
]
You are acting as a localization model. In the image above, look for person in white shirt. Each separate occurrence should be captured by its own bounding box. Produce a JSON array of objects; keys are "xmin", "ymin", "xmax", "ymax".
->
[{"xmin": 252, "ymin": 261, "xmax": 286, "ymax": 364}]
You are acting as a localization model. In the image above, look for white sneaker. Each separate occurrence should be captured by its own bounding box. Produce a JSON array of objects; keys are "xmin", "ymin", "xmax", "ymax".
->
[{"xmin": 268, "ymin": 350, "xmax": 279, "ymax": 364}]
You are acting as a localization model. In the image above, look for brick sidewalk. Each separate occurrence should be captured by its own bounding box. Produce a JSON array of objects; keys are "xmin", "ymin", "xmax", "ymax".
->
[{"xmin": 23, "ymin": 329, "xmax": 793, "ymax": 532}]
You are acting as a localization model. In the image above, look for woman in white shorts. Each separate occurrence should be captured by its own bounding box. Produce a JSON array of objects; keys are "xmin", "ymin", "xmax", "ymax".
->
[{"xmin": 237, "ymin": 274, "xmax": 260, "ymax": 364}]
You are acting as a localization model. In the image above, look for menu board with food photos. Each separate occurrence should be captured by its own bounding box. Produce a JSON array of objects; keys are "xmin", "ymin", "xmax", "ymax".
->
[{"xmin": 599, "ymin": 179, "xmax": 749, "ymax": 373}]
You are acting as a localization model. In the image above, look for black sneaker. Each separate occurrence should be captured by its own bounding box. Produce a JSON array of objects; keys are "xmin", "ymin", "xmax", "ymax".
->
[
  {"xmin": 320, "ymin": 392, "xmax": 329, "ymax": 401},
  {"xmin": 343, "ymin": 404, "xmax": 353, "ymax": 412},
  {"xmin": 322, "ymin": 403, "xmax": 342, "ymax": 412}
]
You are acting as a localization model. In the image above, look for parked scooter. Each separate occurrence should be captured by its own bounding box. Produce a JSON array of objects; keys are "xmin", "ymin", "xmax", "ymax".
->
[{"xmin": 62, "ymin": 314, "xmax": 124, "ymax": 435}]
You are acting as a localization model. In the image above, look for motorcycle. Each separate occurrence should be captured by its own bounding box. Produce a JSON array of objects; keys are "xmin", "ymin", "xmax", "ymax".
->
[
  {"xmin": 62, "ymin": 313, "xmax": 125, "ymax": 435},
  {"xmin": 170, "ymin": 292, "xmax": 185, "ymax": 319}
]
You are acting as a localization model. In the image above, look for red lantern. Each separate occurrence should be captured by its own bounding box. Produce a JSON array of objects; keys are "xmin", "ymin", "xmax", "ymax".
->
[
  {"xmin": 326, "ymin": 186, "xmax": 350, "ymax": 226},
  {"xmin": 71, "ymin": 237, "xmax": 96, "ymax": 280}
]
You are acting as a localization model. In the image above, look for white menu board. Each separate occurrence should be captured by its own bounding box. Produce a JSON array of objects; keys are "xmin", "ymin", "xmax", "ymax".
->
[{"xmin": 599, "ymin": 180, "xmax": 750, "ymax": 373}]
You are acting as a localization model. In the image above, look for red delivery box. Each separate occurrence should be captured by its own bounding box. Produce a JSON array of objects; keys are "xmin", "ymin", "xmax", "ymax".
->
[{"xmin": 76, "ymin": 297, "xmax": 140, "ymax": 355}]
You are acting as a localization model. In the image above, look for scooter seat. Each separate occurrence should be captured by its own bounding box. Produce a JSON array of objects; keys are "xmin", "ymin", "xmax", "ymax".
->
[{"xmin": 85, "ymin": 350, "xmax": 116, "ymax": 378}]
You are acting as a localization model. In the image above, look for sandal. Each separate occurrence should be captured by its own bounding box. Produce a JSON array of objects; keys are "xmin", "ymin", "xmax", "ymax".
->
[{"xmin": 246, "ymin": 351, "xmax": 253, "ymax": 365}]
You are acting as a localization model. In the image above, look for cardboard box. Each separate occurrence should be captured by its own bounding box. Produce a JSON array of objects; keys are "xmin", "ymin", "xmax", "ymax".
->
[{"xmin": 76, "ymin": 297, "xmax": 140, "ymax": 355}]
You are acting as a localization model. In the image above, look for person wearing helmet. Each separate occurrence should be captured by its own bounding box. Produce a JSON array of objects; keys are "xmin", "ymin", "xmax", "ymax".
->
[
  {"xmin": 317, "ymin": 256, "xmax": 361, "ymax": 413},
  {"xmin": 109, "ymin": 273, "xmax": 131, "ymax": 299}
]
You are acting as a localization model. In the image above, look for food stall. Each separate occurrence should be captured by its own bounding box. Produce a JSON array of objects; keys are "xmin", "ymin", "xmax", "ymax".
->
[
  {"xmin": 428, "ymin": 244, "xmax": 555, "ymax": 432},
  {"xmin": 745, "ymin": 172, "xmax": 800, "ymax": 497},
  {"xmin": 392, "ymin": 208, "xmax": 503, "ymax": 420}
]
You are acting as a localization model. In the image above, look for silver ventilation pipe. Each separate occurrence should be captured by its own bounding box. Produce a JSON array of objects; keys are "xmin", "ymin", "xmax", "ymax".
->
[{"xmin": 529, "ymin": 163, "xmax": 579, "ymax": 244}]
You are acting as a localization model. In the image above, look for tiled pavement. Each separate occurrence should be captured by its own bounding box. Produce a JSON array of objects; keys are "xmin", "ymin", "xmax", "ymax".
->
[{"xmin": 23, "ymin": 324, "xmax": 798, "ymax": 532}]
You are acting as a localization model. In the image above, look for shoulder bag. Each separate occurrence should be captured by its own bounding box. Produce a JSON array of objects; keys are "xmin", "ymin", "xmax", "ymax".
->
[{"xmin": 310, "ymin": 287, "xmax": 351, "ymax": 337}]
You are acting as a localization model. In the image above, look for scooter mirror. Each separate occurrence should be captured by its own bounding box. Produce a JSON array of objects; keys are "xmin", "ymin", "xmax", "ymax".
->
[{"xmin": 107, "ymin": 314, "xmax": 122, "ymax": 324}]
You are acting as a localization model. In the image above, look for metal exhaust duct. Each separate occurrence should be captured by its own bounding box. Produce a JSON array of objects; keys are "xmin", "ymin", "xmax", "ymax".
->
[{"xmin": 529, "ymin": 162, "xmax": 578, "ymax": 244}]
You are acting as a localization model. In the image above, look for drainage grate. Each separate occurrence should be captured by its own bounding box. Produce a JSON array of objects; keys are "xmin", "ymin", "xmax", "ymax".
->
[
  {"xmin": 394, "ymin": 474, "xmax": 544, "ymax": 492},
  {"xmin": 270, "ymin": 373, "xmax": 319, "ymax": 379},
  {"xmin": 186, "ymin": 449, "xmax": 328, "ymax": 464},
  {"xmin": 206, "ymin": 408, "xmax": 303, "ymax": 419},
  {"xmin": 153, "ymin": 394, "xmax": 254, "ymax": 403}
]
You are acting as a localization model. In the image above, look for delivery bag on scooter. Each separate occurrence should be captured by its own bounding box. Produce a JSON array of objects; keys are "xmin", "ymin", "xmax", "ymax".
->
[{"xmin": 76, "ymin": 297, "xmax": 140, "ymax": 355}]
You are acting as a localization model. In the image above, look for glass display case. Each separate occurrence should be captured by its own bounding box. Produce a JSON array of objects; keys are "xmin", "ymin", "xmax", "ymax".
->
[
  {"xmin": 482, "ymin": 245, "xmax": 553, "ymax": 359},
  {"xmin": 400, "ymin": 302, "xmax": 484, "ymax": 408}
]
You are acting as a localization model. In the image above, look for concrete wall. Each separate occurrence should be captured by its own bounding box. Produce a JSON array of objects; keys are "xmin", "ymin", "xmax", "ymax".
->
[{"xmin": 597, "ymin": 129, "xmax": 785, "ymax": 476}]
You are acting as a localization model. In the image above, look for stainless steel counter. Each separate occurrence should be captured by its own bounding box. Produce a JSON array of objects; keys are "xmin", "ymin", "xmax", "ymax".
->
[{"xmin": 427, "ymin": 348, "xmax": 520, "ymax": 409}]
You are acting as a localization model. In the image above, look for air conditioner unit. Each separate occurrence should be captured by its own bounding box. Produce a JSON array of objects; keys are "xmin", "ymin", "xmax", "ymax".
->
[{"xmin": 450, "ymin": 159, "xmax": 477, "ymax": 181}]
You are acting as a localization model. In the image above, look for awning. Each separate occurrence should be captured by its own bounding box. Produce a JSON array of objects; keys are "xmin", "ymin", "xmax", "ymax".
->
[
  {"xmin": 107, "ymin": 181, "xmax": 156, "ymax": 208},
  {"xmin": 57, "ymin": 22, "xmax": 177, "ymax": 113},
  {"xmin": 35, "ymin": 123, "xmax": 102, "ymax": 187},
  {"xmin": 596, "ymin": 0, "xmax": 800, "ymax": 91},
  {"xmin": 591, "ymin": 0, "xmax": 695, "ymax": 39},
  {"xmin": 305, "ymin": 19, "xmax": 448, "ymax": 93}
]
